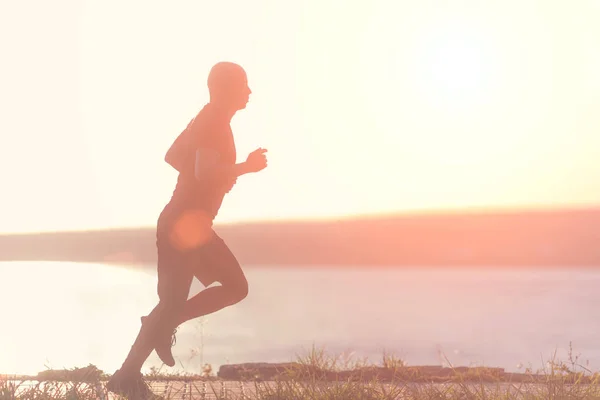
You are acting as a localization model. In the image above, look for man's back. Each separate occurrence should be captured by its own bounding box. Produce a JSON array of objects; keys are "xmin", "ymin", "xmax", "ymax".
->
[{"xmin": 166, "ymin": 103, "xmax": 237, "ymax": 218}]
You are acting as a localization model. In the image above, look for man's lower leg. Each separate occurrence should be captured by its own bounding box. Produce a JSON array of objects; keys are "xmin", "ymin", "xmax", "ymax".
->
[
  {"xmin": 177, "ymin": 285, "xmax": 243, "ymax": 325},
  {"xmin": 118, "ymin": 303, "xmax": 171, "ymax": 373},
  {"xmin": 118, "ymin": 319, "xmax": 155, "ymax": 374},
  {"xmin": 152, "ymin": 286, "xmax": 244, "ymax": 367},
  {"xmin": 143, "ymin": 305, "xmax": 178, "ymax": 367}
]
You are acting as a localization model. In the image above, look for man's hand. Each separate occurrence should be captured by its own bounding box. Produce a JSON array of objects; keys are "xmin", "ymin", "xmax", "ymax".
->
[{"xmin": 245, "ymin": 148, "xmax": 268, "ymax": 173}]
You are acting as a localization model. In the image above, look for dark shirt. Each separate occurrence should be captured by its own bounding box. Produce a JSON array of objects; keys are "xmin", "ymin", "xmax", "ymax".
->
[{"xmin": 166, "ymin": 103, "xmax": 236, "ymax": 219}]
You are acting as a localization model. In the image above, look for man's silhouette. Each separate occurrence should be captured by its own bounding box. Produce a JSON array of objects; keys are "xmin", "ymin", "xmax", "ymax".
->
[{"xmin": 107, "ymin": 62, "xmax": 268, "ymax": 399}]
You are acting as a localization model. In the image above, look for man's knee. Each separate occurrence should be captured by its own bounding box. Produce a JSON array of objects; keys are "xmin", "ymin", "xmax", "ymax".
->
[
  {"xmin": 224, "ymin": 276, "xmax": 248, "ymax": 304},
  {"xmin": 233, "ymin": 278, "xmax": 249, "ymax": 303},
  {"xmin": 237, "ymin": 279, "xmax": 249, "ymax": 302}
]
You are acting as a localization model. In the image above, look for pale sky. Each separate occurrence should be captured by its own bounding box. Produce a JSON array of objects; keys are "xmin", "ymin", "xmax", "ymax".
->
[{"xmin": 1, "ymin": 0, "xmax": 599, "ymax": 233}]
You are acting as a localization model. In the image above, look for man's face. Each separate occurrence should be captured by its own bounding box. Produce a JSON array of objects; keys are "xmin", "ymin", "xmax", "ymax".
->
[
  {"xmin": 232, "ymin": 74, "xmax": 252, "ymax": 110},
  {"xmin": 208, "ymin": 62, "xmax": 252, "ymax": 110}
]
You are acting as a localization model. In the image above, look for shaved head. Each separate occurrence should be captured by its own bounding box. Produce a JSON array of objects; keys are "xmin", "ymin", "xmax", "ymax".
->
[
  {"xmin": 206, "ymin": 62, "xmax": 251, "ymax": 111},
  {"xmin": 208, "ymin": 62, "xmax": 247, "ymax": 95}
]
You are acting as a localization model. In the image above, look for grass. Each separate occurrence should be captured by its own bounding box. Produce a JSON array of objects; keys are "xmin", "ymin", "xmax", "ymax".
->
[{"xmin": 3, "ymin": 343, "xmax": 600, "ymax": 399}]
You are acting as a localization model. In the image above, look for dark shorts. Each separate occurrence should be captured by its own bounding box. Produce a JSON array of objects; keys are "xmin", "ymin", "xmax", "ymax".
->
[{"xmin": 155, "ymin": 204, "xmax": 245, "ymax": 307}]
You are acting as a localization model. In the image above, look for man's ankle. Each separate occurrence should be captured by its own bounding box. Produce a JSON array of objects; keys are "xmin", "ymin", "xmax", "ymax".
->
[{"xmin": 117, "ymin": 364, "xmax": 143, "ymax": 378}]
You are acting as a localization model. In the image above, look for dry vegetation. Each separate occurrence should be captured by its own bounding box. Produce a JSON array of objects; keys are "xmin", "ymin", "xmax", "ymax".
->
[{"xmin": 3, "ymin": 344, "xmax": 600, "ymax": 399}]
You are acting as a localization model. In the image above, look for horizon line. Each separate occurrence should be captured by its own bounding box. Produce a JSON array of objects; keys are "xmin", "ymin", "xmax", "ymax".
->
[{"xmin": 2, "ymin": 202, "xmax": 599, "ymax": 236}]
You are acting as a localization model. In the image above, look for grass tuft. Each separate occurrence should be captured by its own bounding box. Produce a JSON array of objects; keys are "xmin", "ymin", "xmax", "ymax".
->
[{"xmin": 3, "ymin": 343, "xmax": 600, "ymax": 399}]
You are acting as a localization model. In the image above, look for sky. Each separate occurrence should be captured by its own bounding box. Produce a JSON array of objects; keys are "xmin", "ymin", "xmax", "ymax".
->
[{"xmin": 1, "ymin": 0, "xmax": 600, "ymax": 233}]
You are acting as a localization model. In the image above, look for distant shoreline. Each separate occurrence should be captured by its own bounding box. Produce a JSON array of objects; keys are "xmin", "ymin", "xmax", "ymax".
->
[{"xmin": 1, "ymin": 207, "xmax": 599, "ymax": 267}]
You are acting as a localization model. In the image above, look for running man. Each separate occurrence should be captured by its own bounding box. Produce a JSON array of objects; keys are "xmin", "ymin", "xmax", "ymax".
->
[{"xmin": 107, "ymin": 62, "xmax": 268, "ymax": 399}]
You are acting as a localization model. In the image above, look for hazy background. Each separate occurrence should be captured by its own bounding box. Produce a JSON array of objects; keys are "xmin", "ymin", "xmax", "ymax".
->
[
  {"xmin": 1, "ymin": 0, "xmax": 600, "ymax": 379},
  {"xmin": 1, "ymin": 0, "xmax": 600, "ymax": 233}
]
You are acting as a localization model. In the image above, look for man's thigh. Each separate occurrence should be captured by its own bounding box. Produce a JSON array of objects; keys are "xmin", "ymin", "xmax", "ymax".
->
[
  {"xmin": 193, "ymin": 232, "xmax": 247, "ymax": 288},
  {"xmin": 157, "ymin": 241, "xmax": 195, "ymax": 306}
]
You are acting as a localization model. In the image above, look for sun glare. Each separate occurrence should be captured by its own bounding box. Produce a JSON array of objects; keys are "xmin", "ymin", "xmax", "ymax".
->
[
  {"xmin": 415, "ymin": 31, "xmax": 495, "ymax": 110},
  {"xmin": 357, "ymin": 1, "xmax": 572, "ymax": 180},
  {"xmin": 359, "ymin": 7, "xmax": 509, "ymax": 168}
]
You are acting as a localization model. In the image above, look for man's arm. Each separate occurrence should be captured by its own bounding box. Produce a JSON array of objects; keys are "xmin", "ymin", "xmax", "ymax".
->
[
  {"xmin": 194, "ymin": 148, "xmax": 251, "ymax": 184},
  {"xmin": 232, "ymin": 160, "xmax": 253, "ymax": 177}
]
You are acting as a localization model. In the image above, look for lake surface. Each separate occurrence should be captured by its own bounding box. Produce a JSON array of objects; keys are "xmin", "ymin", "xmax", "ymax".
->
[{"xmin": 1, "ymin": 261, "xmax": 598, "ymax": 376}]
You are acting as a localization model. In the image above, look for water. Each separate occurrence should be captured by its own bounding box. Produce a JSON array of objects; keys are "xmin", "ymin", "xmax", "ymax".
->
[{"xmin": 1, "ymin": 261, "xmax": 599, "ymax": 376}]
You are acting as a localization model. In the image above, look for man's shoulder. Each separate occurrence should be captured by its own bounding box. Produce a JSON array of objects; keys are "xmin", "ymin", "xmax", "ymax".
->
[
  {"xmin": 190, "ymin": 106, "xmax": 232, "ymax": 150},
  {"xmin": 192, "ymin": 104, "xmax": 229, "ymax": 132}
]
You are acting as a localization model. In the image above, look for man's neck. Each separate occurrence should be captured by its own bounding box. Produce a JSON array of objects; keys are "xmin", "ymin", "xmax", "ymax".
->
[{"xmin": 209, "ymin": 101, "xmax": 236, "ymax": 122}]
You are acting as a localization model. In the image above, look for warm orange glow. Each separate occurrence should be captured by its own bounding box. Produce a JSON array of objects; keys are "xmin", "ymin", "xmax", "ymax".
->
[{"xmin": 169, "ymin": 210, "xmax": 214, "ymax": 251}]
